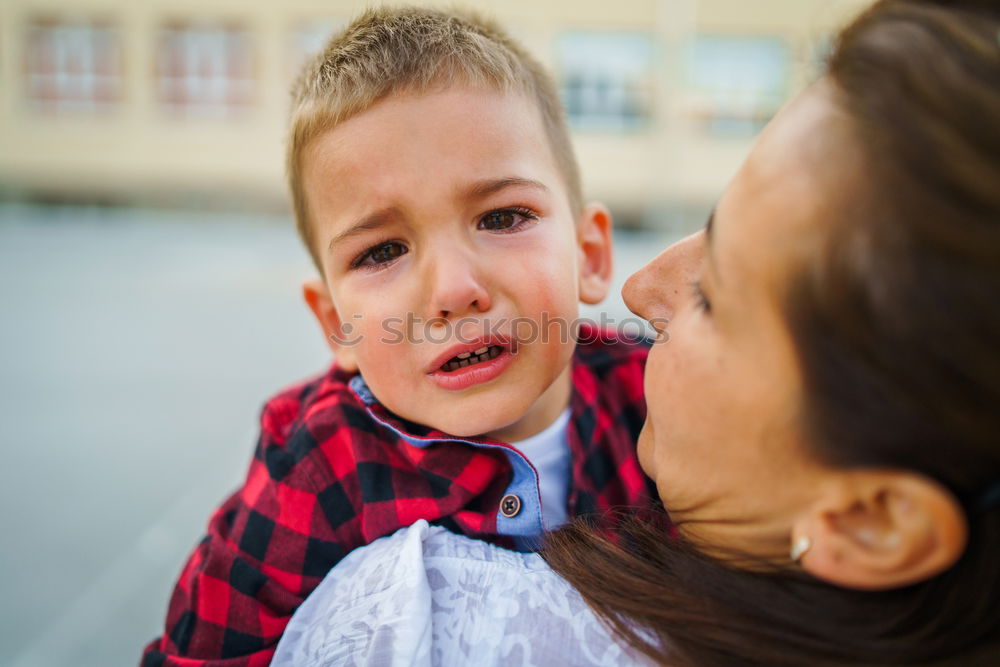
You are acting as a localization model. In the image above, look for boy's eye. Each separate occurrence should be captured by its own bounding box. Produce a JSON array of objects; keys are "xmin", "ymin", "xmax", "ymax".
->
[
  {"xmin": 353, "ymin": 241, "xmax": 407, "ymax": 269},
  {"xmin": 477, "ymin": 207, "xmax": 538, "ymax": 233}
]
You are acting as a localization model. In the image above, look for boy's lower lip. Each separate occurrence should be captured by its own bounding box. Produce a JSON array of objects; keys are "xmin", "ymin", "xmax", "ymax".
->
[{"xmin": 426, "ymin": 347, "xmax": 514, "ymax": 390}]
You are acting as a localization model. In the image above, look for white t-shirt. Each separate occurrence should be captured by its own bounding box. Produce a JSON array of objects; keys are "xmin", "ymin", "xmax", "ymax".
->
[{"xmin": 510, "ymin": 408, "xmax": 571, "ymax": 529}]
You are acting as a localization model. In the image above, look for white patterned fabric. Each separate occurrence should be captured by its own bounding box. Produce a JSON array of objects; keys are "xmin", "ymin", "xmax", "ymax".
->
[{"xmin": 272, "ymin": 520, "xmax": 652, "ymax": 666}]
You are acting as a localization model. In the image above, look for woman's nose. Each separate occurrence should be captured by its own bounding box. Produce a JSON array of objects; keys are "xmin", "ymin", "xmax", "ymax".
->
[{"xmin": 622, "ymin": 230, "xmax": 705, "ymax": 328}]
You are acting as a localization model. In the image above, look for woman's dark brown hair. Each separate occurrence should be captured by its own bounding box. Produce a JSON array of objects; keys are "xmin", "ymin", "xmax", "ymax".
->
[{"xmin": 543, "ymin": 1, "xmax": 1000, "ymax": 664}]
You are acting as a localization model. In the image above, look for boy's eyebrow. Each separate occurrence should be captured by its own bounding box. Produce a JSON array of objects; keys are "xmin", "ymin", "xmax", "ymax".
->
[
  {"xmin": 328, "ymin": 208, "xmax": 398, "ymax": 252},
  {"xmin": 463, "ymin": 177, "xmax": 549, "ymax": 200}
]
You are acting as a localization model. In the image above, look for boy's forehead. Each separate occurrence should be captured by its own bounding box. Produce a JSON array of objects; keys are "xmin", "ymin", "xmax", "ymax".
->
[{"xmin": 301, "ymin": 86, "xmax": 563, "ymax": 198}]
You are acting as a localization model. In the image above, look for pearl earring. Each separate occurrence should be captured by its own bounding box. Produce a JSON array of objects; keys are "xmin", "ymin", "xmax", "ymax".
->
[{"xmin": 790, "ymin": 536, "xmax": 812, "ymax": 564}]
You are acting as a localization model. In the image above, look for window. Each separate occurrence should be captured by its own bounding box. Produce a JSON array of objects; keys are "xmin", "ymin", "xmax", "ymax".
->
[
  {"xmin": 290, "ymin": 20, "xmax": 342, "ymax": 77},
  {"xmin": 685, "ymin": 36, "xmax": 789, "ymax": 137},
  {"xmin": 805, "ymin": 34, "xmax": 833, "ymax": 79},
  {"xmin": 25, "ymin": 18, "xmax": 123, "ymax": 114},
  {"xmin": 156, "ymin": 22, "xmax": 254, "ymax": 118},
  {"xmin": 557, "ymin": 32, "xmax": 654, "ymax": 132}
]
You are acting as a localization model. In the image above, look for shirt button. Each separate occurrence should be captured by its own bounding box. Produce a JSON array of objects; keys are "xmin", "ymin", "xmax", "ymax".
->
[{"xmin": 500, "ymin": 493, "xmax": 522, "ymax": 518}]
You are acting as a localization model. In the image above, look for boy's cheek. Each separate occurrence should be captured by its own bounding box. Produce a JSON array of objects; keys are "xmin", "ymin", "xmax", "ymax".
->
[{"xmin": 354, "ymin": 333, "xmax": 423, "ymax": 386}]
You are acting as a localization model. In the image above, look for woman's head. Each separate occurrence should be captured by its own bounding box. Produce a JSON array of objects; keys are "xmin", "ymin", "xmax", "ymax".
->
[
  {"xmin": 623, "ymin": 0, "xmax": 1000, "ymax": 589},
  {"xmin": 621, "ymin": 85, "xmax": 931, "ymax": 587},
  {"xmin": 547, "ymin": 0, "xmax": 1000, "ymax": 663}
]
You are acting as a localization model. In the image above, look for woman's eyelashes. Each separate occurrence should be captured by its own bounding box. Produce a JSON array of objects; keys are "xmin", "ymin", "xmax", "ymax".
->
[
  {"xmin": 690, "ymin": 280, "xmax": 713, "ymax": 314},
  {"xmin": 477, "ymin": 206, "xmax": 539, "ymax": 233}
]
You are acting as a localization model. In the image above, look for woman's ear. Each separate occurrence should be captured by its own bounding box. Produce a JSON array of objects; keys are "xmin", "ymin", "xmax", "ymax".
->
[
  {"xmin": 792, "ymin": 471, "xmax": 967, "ymax": 590},
  {"xmin": 576, "ymin": 202, "xmax": 614, "ymax": 305},
  {"xmin": 302, "ymin": 279, "xmax": 359, "ymax": 372}
]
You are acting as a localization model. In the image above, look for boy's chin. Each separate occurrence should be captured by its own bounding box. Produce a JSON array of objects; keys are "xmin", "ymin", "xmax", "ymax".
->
[
  {"xmin": 436, "ymin": 414, "xmax": 516, "ymax": 440},
  {"xmin": 398, "ymin": 404, "xmax": 523, "ymax": 441}
]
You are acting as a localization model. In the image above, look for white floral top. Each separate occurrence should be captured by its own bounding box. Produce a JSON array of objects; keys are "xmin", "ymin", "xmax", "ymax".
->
[{"xmin": 272, "ymin": 520, "xmax": 652, "ymax": 666}]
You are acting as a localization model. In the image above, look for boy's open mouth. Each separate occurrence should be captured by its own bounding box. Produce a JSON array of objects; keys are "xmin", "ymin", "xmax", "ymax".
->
[{"xmin": 439, "ymin": 345, "xmax": 504, "ymax": 372}]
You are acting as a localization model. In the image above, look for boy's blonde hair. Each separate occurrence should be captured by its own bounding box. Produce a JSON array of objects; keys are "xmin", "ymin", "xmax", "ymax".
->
[{"xmin": 287, "ymin": 5, "xmax": 583, "ymax": 271}]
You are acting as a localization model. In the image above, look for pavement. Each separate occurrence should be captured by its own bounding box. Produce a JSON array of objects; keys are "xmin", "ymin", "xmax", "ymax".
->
[{"xmin": 0, "ymin": 203, "xmax": 673, "ymax": 666}]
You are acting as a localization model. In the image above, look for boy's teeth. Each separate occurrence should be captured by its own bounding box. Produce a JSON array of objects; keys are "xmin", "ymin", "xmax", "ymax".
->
[{"xmin": 440, "ymin": 345, "xmax": 503, "ymax": 372}]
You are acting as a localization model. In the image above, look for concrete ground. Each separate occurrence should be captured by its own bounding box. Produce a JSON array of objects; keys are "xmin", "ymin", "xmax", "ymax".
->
[{"xmin": 0, "ymin": 203, "xmax": 671, "ymax": 666}]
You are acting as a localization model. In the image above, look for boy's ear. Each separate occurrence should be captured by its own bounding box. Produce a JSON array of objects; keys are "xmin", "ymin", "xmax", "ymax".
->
[
  {"xmin": 302, "ymin": 279, "xmax": 359, "ymax": 373},
  {"xmin": 793, "ymin": 471, "xmax": 967, "ymax": 590},
  {"xmin": 577, "ymin": 202, "xmax": 614, "ymax": 305}
]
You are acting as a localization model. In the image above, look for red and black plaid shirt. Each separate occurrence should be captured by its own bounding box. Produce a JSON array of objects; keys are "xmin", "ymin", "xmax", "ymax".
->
[{"xmin": 141, "ymin": 326, "xmax": 653, "ymax": 666}]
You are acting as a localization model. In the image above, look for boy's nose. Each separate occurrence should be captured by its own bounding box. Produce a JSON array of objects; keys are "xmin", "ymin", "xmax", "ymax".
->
[
  {"xmin": 622, "ymin": 230, "xmax": 705, "ymax": 327},
  {"xmin": 424, "ymin": 249, "xmax": 492, "ymax": 319}
]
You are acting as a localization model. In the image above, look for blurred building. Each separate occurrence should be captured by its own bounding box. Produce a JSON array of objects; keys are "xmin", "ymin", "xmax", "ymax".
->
[{"xmin": 0, "ymin": 0, "xmax": 872, "ymax": 232}]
